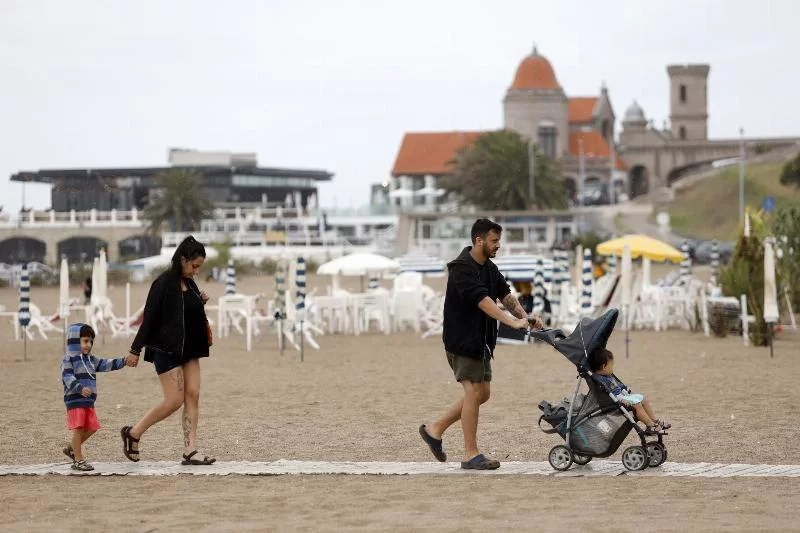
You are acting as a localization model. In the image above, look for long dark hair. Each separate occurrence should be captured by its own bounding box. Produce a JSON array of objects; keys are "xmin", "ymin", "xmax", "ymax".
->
[{"xmin": 169, "ymin": 236, "xmax": 207, "ymax": 279}]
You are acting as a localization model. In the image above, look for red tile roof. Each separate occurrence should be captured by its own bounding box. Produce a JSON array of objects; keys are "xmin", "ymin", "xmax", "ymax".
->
[
  {"xmin": 391, "ymin": 131, "xmax": 483, "ymax": 176},
  {"xmin": 568, "ymin": 131, "xmax": 629, "ymax": 171},
  {"xmin": 568, "ymin": 97, "xmax": 598, "ymax": 123},
  {"xmin": 510, "ymin": 53, "xmax": 561, "ymax": 90}
]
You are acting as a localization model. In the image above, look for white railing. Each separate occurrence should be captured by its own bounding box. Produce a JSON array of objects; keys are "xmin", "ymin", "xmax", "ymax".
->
[
  {"xmin": 0, "ymin": 209, "xmax": 144, "ymax": 229},
  {"xmin": 161, "ymin": 231, "xmax": 358, "ymax": 249}
]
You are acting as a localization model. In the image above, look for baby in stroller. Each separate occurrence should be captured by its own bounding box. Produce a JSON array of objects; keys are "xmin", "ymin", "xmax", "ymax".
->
[
  {"xmin": 534, "ymin": 308, "xmax": 668, "ymax": 471},
  {"xmin": 589, "ymin": 348, "xmax": 671, "ymax": 435}
]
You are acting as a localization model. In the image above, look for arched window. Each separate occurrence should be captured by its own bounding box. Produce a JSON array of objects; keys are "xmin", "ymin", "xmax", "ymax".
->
[
  {"xmin": 679, "ymin": 84, "xmax": 687, "ymax": 103},
  {"xmin": 537, "ymin": 123, "xmax": 557, "ymax": 158}
]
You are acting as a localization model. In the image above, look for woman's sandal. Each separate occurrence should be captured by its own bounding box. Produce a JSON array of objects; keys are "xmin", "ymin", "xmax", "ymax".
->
[
  {"xmin": 120, "ymin": 426, "xmax": 140, "ymax": 462},
  {"xmin": 181, "ymin": 450, "xmax": 216, "ymax": 465}
]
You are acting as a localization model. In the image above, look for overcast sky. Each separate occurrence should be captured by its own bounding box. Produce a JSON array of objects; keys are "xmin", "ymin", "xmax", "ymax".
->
[{"xmin": 1, "ymin": 0, "xmax": 797, "ymax": 213}]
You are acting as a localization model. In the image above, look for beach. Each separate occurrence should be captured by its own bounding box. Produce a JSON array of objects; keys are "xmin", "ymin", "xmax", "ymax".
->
[{"xmin": 1, "ymin": 274, "xmax": 799, "ymax": 532}]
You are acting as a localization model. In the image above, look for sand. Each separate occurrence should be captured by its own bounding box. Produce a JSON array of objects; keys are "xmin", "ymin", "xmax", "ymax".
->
[{"xmin": 1, "ymin": 274, "xmax": 799, "ymax": 532}]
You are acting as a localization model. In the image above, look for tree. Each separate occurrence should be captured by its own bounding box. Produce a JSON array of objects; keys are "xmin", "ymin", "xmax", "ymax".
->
[
  {"xmin": 143, "ymin": 169, "xmax": 213, "ymax": 234},
  {"xmin": 779, "ymin": 151, "xmax": 800, "ymax": 188},
  {"xmin": 440, "ymin": 129, "xmax": 568, "ymax": 211},
  {"xmin": 772, "ymin": 205, "xmax": 800, "ymax": 310}
]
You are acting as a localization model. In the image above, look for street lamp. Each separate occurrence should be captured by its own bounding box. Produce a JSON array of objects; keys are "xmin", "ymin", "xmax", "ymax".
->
[{"xmin": 739, "ymin": 127, "xmax": 745, "ymax": 223}]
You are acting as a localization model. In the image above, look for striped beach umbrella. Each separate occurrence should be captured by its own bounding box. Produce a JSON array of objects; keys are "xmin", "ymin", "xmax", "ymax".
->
[
  {"xmin": 368, "ymin": 275, "xmax": 380, "ymax": 291},
  {"xmin": 225, "ymin": 259, "xmax": 236, "ymax": 295},
  {"xmin": 580, "ymin": 248, "xmax": 593, "ymax": 316},
  {"xmin": 710, "ymin": 239, "xmax": 719, "ymax": 287},
  {"xmin": 275, "ymin": 259, "xmax": 287, "ymax": 355},
  {"xmin": 19, "ymin": 263, "xmax": 30, "ymax": 360},
  {"xmin": 295, "ymin": 257, "xmax": 306, "ymax": 362},
  {"xmin": 543, "ymin": 257, "xmax": 553, "ymax": 304},
  {"xmin": 532, "ymin": 258, "xmax": 545, "ymax": 314},
  {"xmin": 680, "ymin": 240, "xmax": 691, "ymax": 286},
  {"xmin": 550, "ymin": 250, "xmax": 563, "ymax": 318}
]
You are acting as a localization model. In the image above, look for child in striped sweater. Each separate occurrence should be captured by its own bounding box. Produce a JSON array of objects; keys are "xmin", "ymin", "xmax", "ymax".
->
[{"xmin": 61, "ymin": 323, "xmax": 130, "ymax": 471}]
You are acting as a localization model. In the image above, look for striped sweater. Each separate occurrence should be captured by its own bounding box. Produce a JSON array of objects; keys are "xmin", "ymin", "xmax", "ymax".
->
[{"xmin": 61, "ymin": 323, "xmax": 125, "ymax": 410}]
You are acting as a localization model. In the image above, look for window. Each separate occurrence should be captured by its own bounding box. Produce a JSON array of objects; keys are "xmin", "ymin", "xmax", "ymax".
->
[
  {"xmin": 537, "ymin": 124, "xmax": 557, "ymax": 158},
  {"xmin": 679, "ymin": 84, "xmax": 687, "ymax": 103},
  {"xmin": 679, "ymin": 126, "xmax": 687, "ymax": 140},
  {"xmin": 506, "ymin": 228, "xmax": 524, "ymax": 243}
]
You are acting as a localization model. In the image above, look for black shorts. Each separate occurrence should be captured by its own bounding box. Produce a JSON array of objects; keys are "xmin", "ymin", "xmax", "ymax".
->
[{"xmin": 146, "ymin": 347, "xmax": 208, "ymax": 375}]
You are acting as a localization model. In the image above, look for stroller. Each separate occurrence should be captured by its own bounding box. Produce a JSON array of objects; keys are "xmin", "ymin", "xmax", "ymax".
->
[{"xmin": 530, "ymin": 308, "xmax": 668, "ymax": 471}]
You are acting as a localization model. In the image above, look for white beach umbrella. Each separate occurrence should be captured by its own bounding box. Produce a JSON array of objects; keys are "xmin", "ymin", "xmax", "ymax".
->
[
  {"xmin": 317, "ymin": 253, "xmax": 400, "ymax": 277},
  {"xmin": 59, "ymin": 255, "xmax": 70, "ymax": 317},
  {"xmin": 764, "ymin": 237, "xmax": 779, "ymax": 324}
]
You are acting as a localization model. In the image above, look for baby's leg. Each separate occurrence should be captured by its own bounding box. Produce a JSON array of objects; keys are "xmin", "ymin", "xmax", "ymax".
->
[
  {"xmin": 640, "ymin": 398, "xmax": 658, "ymax": 422},
  {"xmin": 632, "ymin": 404, "xmax": 655, "ymax": 427}
]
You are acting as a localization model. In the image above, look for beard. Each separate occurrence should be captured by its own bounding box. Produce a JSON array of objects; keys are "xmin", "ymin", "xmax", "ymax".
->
[{"xmin": 482, "ymin": 242, "xmax": 497, "ymax": 258}]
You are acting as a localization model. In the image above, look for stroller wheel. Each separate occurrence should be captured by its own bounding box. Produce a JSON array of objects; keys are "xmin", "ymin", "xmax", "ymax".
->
[
  {"xmin": 548, "ymin": 445, "xmax": 574, "ymax": 471},
  {"xmin": 646, "ymin": 442, "xmax": 667, "ymax": 467},
  {"xmin": 621, "ymin": 445, "xmax": 649, "ymax": 471},
  {"xmin": 573, "ymin": 453, "xmax": 592, "ymax": 466}
]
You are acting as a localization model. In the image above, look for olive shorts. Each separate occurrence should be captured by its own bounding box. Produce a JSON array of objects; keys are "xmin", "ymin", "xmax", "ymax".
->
[{"xmin": 446, "ymin": 351, "xmax": 492, "ymax": 383}]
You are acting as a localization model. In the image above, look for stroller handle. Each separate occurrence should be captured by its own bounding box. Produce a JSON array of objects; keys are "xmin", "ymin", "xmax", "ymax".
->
[{"xmin": 527, "ymin": 328, "xmax": 567, "ymax": 348}]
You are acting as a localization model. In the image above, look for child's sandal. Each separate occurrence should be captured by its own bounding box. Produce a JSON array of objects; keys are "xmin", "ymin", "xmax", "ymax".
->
[
  {"xmin": 63, "ymin": 445, "xmax": 75, "ymax": 461},
  {"xmin": 71, "ymin": 460, "xmax": 94, "ymax": 471},
  {"xmin": 655, "ymin": 419, "xmax": 671, "ymax": 430}
]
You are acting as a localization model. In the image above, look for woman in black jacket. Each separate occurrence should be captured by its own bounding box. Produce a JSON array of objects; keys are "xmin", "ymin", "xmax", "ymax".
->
[{"xmin": 120, "ymin": 236, "xmax": 216, "ymax": 465}]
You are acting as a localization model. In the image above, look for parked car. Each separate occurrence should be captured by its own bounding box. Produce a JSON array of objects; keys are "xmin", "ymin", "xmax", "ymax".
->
[{"xmin": 692, "ymin": 240, "xmax": 735, "ymax": 265}]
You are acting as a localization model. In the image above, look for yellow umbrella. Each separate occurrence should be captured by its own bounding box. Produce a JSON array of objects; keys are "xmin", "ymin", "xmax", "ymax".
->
[{"xmin": 596, "ymin": 234, "xmax": 683, "ymax": 263}]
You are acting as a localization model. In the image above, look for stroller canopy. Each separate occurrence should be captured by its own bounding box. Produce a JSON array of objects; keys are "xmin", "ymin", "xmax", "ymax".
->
[{"xmin": 530, "ymin": 309, "xmax": 619, "ymax": 368}]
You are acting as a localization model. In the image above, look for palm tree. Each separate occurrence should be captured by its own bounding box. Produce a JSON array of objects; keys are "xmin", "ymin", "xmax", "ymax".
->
[
  {"xmin": 143, "ymin": 169, "xmax": 213, "ymax": 234},
  {"xmin": 440, "ymin": 129, "xmax": 567, "ymax": 210}
]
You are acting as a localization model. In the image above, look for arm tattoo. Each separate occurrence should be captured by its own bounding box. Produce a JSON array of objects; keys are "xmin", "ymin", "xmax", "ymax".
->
[{"xmin": 502, "ymin": 294, "xmax": 528, "ymax": 319}]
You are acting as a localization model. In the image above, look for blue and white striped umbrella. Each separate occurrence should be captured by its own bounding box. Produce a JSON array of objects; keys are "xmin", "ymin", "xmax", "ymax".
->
[
  {"xmin": 680, "ymin": 240, "xmax": 691, "ymax": 286},
  {"xmin": 580, "ymin": 248, "xmax": 593, "ymax": 316},
  {"xmin": 532, "ymin": 258, "xmax": 545, "ymax": 314},
  {"xmin": 295, "ymin": 257, "xmax": 307, "ymax": 362},
  {"xmin": 550, "ymin": 250, "xmax": 563, "ymax": 316},
  {"xmin": 295, "ymin": 257, "xmax": 306, "ymax": 318},
  {"xmin": 18, "ymin": 263, "xmax": 30, "ymax": 328},
  {"xmin": 543, "ymin": 258, "xmax": 553, "ymax": 300},
  {"xmin": 225, "ymin": 259, "xmax": 236, "ymax": 295},
  {"xmin": 368, "ymin": 276, "xmax": 380, "ymax": 291},
  {"xmin": 710, "ymin": 239, "xmax": 719, "ymax": 287},
  {"xmin": 607, "ymin": 253, "xmax": 617, "ymax": 275},
  {"xmin": 275, "ymin": 260, "xmax": 286, "ymax": 319}
]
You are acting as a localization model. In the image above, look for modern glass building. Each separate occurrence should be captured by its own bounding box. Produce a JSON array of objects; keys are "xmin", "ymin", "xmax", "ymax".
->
[{"xmin": 11, "ymin": 164, "xmax": 333, "ymax": 212}]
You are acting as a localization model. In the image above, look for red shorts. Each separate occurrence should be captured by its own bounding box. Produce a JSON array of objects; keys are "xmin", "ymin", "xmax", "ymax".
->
[{"xmin": 66, "ymin": 407, "xmax": 101, "ymax": 431}]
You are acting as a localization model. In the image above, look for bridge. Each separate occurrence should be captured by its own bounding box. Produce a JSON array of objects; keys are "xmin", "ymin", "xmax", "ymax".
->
[
  {"xmin": 0, "ymin": 206, "xmax": 398, "ymax": 265},
  {"xmin": 0, "ymin": 209, "xmax": 153, "ymax": 265},
  {"xmin": 620, "ymin": 136, "xmax": 800, "ymax": 195}
]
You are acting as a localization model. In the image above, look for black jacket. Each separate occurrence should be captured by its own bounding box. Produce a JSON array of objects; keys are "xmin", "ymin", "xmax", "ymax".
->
[
  {"xmin": 130, "ymin": 272, "xmax": 207, "ymax": 359},
  {"xmin": 442, "ymin": 247, "xmax": 510, "ymax": 360}
]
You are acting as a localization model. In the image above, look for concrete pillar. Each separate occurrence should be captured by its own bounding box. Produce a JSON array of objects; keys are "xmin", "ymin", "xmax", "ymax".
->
[
  {"xmin": 546, "ymin": 216, "xmax": 557, "ymax": 247},
  {"xmin": 131, "ymin": 208, "xmax": 138, "ymax": 223},
  {"xmin": 50, "ymin": 211, "xmax": 56, "ymax": 223},
  {"xmin": 70, "ymin": 210, "xmax": 76, "ymax": 223},
  {"xmin": 90, "ymin": 209, "xmax": 97, "ymax": 223},
  {"xmin": 111, "ymin": 209, "xmax": 117, "ymax": 223}
]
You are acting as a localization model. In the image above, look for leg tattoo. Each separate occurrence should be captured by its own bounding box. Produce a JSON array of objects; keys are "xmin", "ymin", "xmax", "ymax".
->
[
  {"xmin": 172, "ymin": 367, "xmax": 184, "ymax": 392},
  {"xmin": 182, "ymin": 410, "xmax": 192, "ymax": 448}
]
